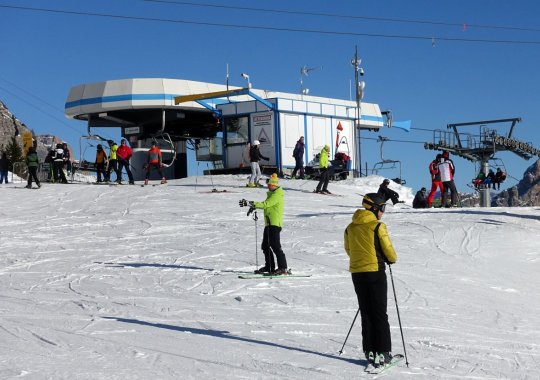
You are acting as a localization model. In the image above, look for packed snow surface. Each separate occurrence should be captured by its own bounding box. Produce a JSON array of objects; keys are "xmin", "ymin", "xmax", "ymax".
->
[{"xmin": 0, "ymin": 175, "xmax": 539, "ymax": 379}]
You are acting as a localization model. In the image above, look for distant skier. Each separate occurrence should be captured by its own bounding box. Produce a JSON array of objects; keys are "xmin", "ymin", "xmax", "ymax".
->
[
  {"xmin": 242, "ymin": 173, "xmax": 288, "ymax": 275},
  {"xmin": 314, "ymin": 145, "xmax": 331, "ymax": 194},
  {"xmin": 344, "ymin": 193, "xmax": 397, "ymax": 367},
  {"xmin": 0, "ymin": 152, "xmax": 9, "ymax": 184},
  {"xmin": 413, "ymin": 187, "xmax": 428, "ymax": 209},
  {"xmin": 116, "ymin": 139, "xmax": 135, "ymax": 185},
  {"xmin": 52, "ymin": 143, "xmax": 68, "ymax": 184},
  {"xmin": 247, "ymin": 140, "xmax": 268, "ymax": 188},
  {"xmin": 377, "ymin": 179, "xmax": 401, "ymax": 205},
  {"xmin": 291, "ymin": 136, "xmax": 305, "ymax": 179},
  {"xmin": 426, "ymin": 154, "xmax": 444, "ymax": 207},
  {"xmin": 105, "ymin": 140, "xmax": 119, "ymax": 182},
  {"xmin": 439, "ymin": 151, "xmax": 457, "ymax": 207},
  {"xmin": 144, "ymin": 141, "xmax": 167, "ymax": 185},
  {"xmin": 25, "ymin": 147, "xmax": 41, "ymax": 189},
  {"xmin": 95, "ymin": 144, "xmax": 108, "ymax": 183}
]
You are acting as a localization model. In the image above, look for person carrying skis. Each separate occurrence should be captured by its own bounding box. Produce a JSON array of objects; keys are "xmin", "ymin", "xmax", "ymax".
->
[
  {"xmin": 314, "ymin": 144, "xmax": 331, "ymax": 194},
  {"xmin": 116, "ymin": 139, "xmax": 135, "ymax": 185},
  {"xmin": 426, "ymin": 154, "xmax": 444, "ymax": 207},
  {"xmin": 25, "ymin": 147, "xmax": 41, "ymax": 189},
  {"xmin": 344, "ymin": 193, "xmax": 397, "ymax": 368},
  {"xmin": 243, "ymin": 173, "xmax": 288, "ymax": 275},
  {"xmin": 291, "ymin": 136, "xmax": 305, "ymax": 179},
  {"xmin": 247, "ymin": 140, "xmax": 268, "ymax": 188},
  {"xmin": 377, "ymin": 179, "xmax": 401, "ymax": 205},
  {"xmin": 144, "ymin": 141, "xmax": 167, "ymax": 185}
]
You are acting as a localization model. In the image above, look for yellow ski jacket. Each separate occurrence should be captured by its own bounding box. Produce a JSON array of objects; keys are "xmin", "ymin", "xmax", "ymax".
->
[{"xmin": 344, "ymin": 209, "xmax": 397, "ymax": 273}]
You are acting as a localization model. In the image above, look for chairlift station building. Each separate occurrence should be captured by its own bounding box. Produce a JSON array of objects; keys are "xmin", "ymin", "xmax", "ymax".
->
[{"xmin": 65, "ymin": 78, "xmax": 387, "ymax": 179}]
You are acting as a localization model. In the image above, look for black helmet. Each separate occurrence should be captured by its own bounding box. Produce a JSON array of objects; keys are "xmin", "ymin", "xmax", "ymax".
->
[
  {"xmin": 382, "ymin": 179, "xmax": 390, "ymax": 185},
  {"xmin": 362, "ymin": 193, "xmax": 386, "ymax": 212},
  {"xmin": 97, "ymin": 144, "xmax": 102, "ymax": 149},
  {"xmin": 421, "ymin": 187, "xmax": 426, "ymax": 192}
]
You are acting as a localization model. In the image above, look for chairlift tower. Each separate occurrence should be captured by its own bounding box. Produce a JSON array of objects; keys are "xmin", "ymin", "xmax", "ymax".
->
[{"xmin": 424, "ymin": 117, "xmax": 540, "ymax": 207}]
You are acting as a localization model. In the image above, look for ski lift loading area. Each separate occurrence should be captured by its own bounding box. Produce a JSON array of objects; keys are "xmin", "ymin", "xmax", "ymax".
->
[
  {"xmin": 65, "ymin": 77, "xmax": 405, "ymax": 181},
  {"xmin": 424, "ymin": 117, "xmax": 540, "ymax": 206}
]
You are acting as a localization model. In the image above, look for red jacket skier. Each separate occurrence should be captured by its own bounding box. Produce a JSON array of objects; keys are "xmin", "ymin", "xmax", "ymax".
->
[{"xmin": 426, "ymin": 154, "xmax": 444, "ymax": 207}]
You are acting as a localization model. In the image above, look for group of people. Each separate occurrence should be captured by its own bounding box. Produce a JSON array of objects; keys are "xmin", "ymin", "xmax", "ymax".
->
[
  {"xmin": 472, "ymin": 167, "xmax": 506, "ymax": 190},
  {"xmin": 95, "ymin": 139, "xmax": 135, "ymax": 185},
  {"xmin": 94, "ymin": 139, "xmax": 169, "ymax": 185},
  {"xmin": 415, "ymin": 151, "xmax": 459, "ymax": 208}
]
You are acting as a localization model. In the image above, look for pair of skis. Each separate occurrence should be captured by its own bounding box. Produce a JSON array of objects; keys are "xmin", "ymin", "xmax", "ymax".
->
[{"xmin": 238, "ymin": 269, "xmax": 311, "ymax": 279}]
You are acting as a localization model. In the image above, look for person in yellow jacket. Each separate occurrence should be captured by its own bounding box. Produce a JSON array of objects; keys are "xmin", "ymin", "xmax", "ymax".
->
[
  {"xmin": 314, "ymin": 144, "xmax": 331, "ymax": 194},
  {"xmin": 105, "ymin": 140, "xmax": 119, "ymax": 182},
  {"xmin": 344, "ymin": 193, "xmax": 397, "ymax": 367},
  {"xmin": 249, "ymin": 173, "xmax": 288, "ymax": 275}
]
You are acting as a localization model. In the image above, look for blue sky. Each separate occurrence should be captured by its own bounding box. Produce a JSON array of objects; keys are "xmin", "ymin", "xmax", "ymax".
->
[{"xmin": 1, "ymin": 0, "xmax": 540, "ymax": 193}]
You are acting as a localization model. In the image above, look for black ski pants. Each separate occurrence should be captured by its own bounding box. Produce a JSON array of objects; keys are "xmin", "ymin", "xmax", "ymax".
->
[
  {"xmin": 261, "ymin": 225, "xmax": 287, "ymax": 270},
  {"xmin": 442, "ymin": 180, "xmax": 458, "ymax": 206},
  {"xmin": 352, "ymin": 271, "xmax": 391, "ymax": 354},
  {"xmin": 27, "ymin": 167, "xmax": 40, "ymax": 187},
  {"xmin": 117, "ymin": 159, "xmax": 134, "ymax": 183},
  {"xmin": 291, "ymin": 157, "xmax": 304, "ymax": 179},
  {"xmin": 316, "ymin": 167, "xmax": 330, "ymax": 192}
]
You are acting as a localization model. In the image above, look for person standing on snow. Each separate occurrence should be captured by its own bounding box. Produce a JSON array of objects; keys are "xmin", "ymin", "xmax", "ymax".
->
[
  {"xmin": 438, "ymin": 151, "xmax": 458, "ymax": 207},
  {"xmin": 247, "ymin": 140, "xmax": 269, "ymax": 188},
  {"xmin": 314, "ymin": 144, "xmax": 331, "ymax": 194},
  {"xmin": 95, "ymin": 144, "xmax": 108, "ymax": 183},
  {"xmin": 105, "ymin": 140, "xmax": 119, "ymax": 182},
  {"xmin": 0, "ymin": 152, "xmax": 9, "ymax": 184},
  {"xmin": 144, "ymin": 141, "xmax": 167, "ymax": 185},
  {"xmin": 25, "ymin": 147, "xmax": 41, "ymax": 189},
  {"xmin": 344, "ymin": 193, "xmax": 397, "ymax": 368},
  {"xmin": 116, "ymin": 139, "xmax": 135, "ymax": 185},
  {"xmin": 291, "ymin": 136, "xmax": 305, "ymax": 179},
  {"xmin": 52, "ymin": 143, "xmax": 68, "ymax": 184},
  {"xmin": 426, "ymin": 154, "xmax": 444, "ymax": 207},
  {"xmin": 242, "ymin": 173, "xmax": 288, "ymax": 275}
]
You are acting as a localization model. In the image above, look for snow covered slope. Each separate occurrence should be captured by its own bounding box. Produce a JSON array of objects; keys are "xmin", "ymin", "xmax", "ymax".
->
[{"xmin": 0, "ymin": 175, "xmax": 538, "ymax": 379}]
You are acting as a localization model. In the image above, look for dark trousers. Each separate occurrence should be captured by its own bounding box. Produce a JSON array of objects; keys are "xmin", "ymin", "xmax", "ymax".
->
[
  {"xmin": 352, "ymin": 271, "xmax": 391, "ymax": 354},
  {"xmin": 96, "ymin": 162, "xmax": 106, "ymax": 182},
  {"xmin": 106, "ymin": 159, "xmax": 119, "ymax": 181},
  {"xmin": 53, "ymin": 161, "xmax": 67, "ymax": 183},
  {"xmin": 291, "ymin": 158, "xmax": 304, "ymax": 179},
  {"xmin": 145, "ymin": 163, "xmax": 164, "ymax": 179},
  {"xmin": 27, "ymin": 167, "xmax": 40, "ymax": 187},
  {"xmin": 316, "ymin": 168, "xmax": 330, "ymax": 191},
  {"xmin": 442, "ymin": 180, "xmax": 457, "ymax": 206},
  {"xmin": 261, "ymin": 225, "xmax": 287, "ymax": 270},
  {"xmin": 117, "ymin": 159, "xmax": 134, "ymax": 183}
]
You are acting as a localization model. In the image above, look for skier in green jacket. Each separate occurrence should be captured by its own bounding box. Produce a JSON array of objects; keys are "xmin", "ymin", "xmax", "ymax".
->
[
  {"xmin": 25, "ymin": 147, "xmax": 41, "ymax": 189},
  {"xmin": 249, "ymin": 173, "xmax": 288, "ymax": 275}
]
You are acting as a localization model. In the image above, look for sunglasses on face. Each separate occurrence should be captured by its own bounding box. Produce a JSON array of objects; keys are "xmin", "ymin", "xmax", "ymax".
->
[{"xmin": 378, "ymin": 204, "xmax": 386, "ymax": 213}]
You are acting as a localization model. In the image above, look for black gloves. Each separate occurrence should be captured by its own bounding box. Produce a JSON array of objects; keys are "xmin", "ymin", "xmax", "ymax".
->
[{"xmin": 239, "ymin": 199, "xmax": 248, "ymax": 207}]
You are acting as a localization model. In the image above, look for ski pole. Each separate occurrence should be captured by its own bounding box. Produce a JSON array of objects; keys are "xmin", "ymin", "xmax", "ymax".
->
[
  {"xmin": 389, "ymin": 264, "xmax": 409, "ymax": 367},
  {"xmin": 253, "ymin": 210, "xmax": 259, "ymax": 269},
  {"xmin": 338, "ymin": 307, "xmax": 360, "ymax": 355}
]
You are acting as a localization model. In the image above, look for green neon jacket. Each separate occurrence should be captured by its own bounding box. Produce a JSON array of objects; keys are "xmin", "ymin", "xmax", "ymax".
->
[
  {"xmin": 344, "ymin": 209, "xmax": 397, "ymax": 273},
  {"xmin": 253, "ymin": 186, "xmax": 284, "ymax": 227},
  {"xmin": 319, "ymin": 147, "xmax": 329, "ymax": 169}
]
